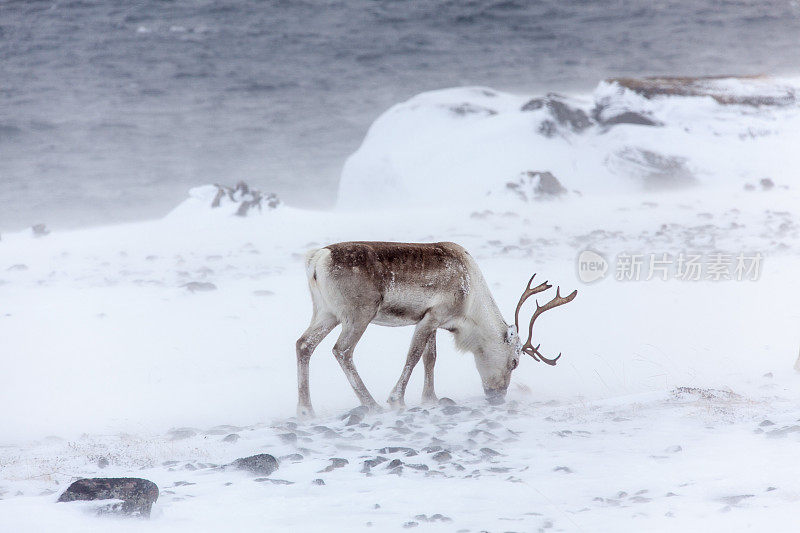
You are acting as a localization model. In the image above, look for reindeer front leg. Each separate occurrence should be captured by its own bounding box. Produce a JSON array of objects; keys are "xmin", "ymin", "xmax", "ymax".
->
[
  {"xmin": 421, "ymin": 331, "xmax": 438, "ymax": 404},
  {"xmin": 388, "ymin": 315, "xmax": 438, "ymax": 408}
]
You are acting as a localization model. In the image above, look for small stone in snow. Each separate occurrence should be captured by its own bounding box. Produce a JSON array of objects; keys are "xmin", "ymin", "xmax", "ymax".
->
[
  {"xmin": 168, "ymin": 428, "xmax": 197, "ymax": 440},
  {"xmin": 278, "ymin": 432, "xmax": 297, "ymax": 443},
  {"xmin": 386, "ymin": 459, "xmax": 403, "ymax": 469},
  {"xmin": 432, "ymin": 451, "xmax": 452, "ymax": 463},
  {"xmin": 222, "ymin": 433, "xmax": 240, "ymax": 443},
  {"xmin": 232, "ymin": 454, "xmax": 279, "ymax": 476},
  {"xmin": 402, "ymin": 521, "xmax": 418, "ymax": 528},
  {"xmin": 183, "ymin": 281, "xmax": 217, "ymax": 292},
  {"xmin": 437, "ymin": 397, "xmax": 456, "ymax": 406},
  {"xmin": 312, "ymin": 479, "xmax": 325, "ymax": 486},
  {"xmin": 665, "ymin": 445, "xmax": 682, "ymax": 453},
  {"xmin": 97, "ymin": 457, "xmax": 109, "ymax": 469},
  {"xmin": 318, "ymin": 458, "xmax": 349, "ymax": 473}
]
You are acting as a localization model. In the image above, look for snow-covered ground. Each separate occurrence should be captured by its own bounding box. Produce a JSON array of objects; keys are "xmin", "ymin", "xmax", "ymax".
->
[{"xmin": 1, "ymin": 77, "xmax": 799, "ymax": 531}]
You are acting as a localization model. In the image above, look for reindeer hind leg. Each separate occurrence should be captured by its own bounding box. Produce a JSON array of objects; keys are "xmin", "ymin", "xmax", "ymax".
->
[
  {"xmin": 296, "ymin": 314, "xmax": 338, "ymax": 418},
  {"xmin": 332, "ymin": 315, "xmax": 381, "ymax": 412}
]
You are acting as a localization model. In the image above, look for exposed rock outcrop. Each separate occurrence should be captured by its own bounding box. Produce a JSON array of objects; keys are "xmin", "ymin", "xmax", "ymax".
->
[
  {"xmin": 521, "ymin": 93, "xmax": 592, "ymax": 136},
  {"xmin": 505, "ymin": 171, "xmax": 567, "ymax": 201},
  {"xmin": 57, "ymin": 477, "xmax": 159, "ymax": 518},
  {"xmin": 211, "ymin": 181, "xmax": 280, "ymax": 217},
  {"xmin": 608, "ymin": 76, "xmax": 796, "ymax": 107}
]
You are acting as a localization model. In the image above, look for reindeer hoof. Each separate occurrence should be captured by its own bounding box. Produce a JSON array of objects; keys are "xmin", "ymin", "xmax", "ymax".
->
[
  {"xmin": 297, "ymin": 404, "xmax": 315, "ymax": 419},
  {"xmin": 365, "ymin": 402, "xmax": 384, "ymax": 414},
  {"xmin": 421, "ymin": 394, "xmax": 438, "ymax": 405},
  {"xmin": 386, "ymin": 396, "xmax": 405, "ymax": 410}
]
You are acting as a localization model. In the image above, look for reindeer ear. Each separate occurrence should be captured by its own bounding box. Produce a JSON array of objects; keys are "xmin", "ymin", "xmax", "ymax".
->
[{"xmin": 505, "ymin": 325, "xmax": 518, "ymax": 342}]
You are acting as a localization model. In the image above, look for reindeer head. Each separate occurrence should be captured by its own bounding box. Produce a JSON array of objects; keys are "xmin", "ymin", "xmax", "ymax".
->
[{"xmin": 479, "ymin": 274, "xmax": 577, "ymax": 404}]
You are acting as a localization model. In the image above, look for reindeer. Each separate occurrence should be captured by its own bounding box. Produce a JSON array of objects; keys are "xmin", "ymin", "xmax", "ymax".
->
[{"xmin": 295, "ymin": 241, "xmax": 577, "ymax": 417}]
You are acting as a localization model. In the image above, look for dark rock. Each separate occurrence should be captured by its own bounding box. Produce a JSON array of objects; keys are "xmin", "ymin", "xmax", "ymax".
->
[
  {"xmin": 362, "ymin": 457, "xmax": 388, "ymax": 472},
  {"xmin": 720, "ymin": 494, "xmax": 754, "ymax": 506},
  {"xmin": 278, "ymin": 433, "xmax": 298, "ymax": 444},
  {"xmin": 449, "ymin": 103, "xmax": 497, "ymax": 117},
  {"xmin": 32, "ymin": 224, "xmax": 50, "ymax": 237},
  {"xmin": 538, "ymin": 120, "xmax": 557, "ymax": 137},
  {"xmin": 222, "ymin": 433, "xmax": 240, "ymax": 443},
  {"xmin": 761, "ymin": 178, "xmax": 775, "ymax": 190},
  {"xmin": 386, "ymin": 459, "xmax": 404, "ymax": 469},
  {"xmin": 319, "ymin": 458, "xmax": 349, "ymax": 473},
  {"xmin": 521, "ymin": 93, "xmax": 592, "ymax": 134},
  {"xmin": 168, "ymin": 428, "xmax": 198, "ymax": 440},
  {"xmin": 312, "ymin": 478, "xmax": 325, "ymax": 486},
  {"xmin": 403, "ymin": 521, "xmax": 419, "ymax": 528},
  {"xmin": 345, "ymin": 413, "xmax": 364, "ymax": 426},
  {"xmin": 415, "ymin": 513, "xmax": 453, "ymax": 523},
  {"xmin": 505, "ymin": 171, "xmax": 567, "ymax": 201},
  {"xmin": 607, "ymin": 76, "xmax": 797, "ymax": 107},
  {"xmin": 405, "ymin": 463, "xmax": 429, "ymax": 471},
  {"xmin": 232, "ymin": 454, "xmax": 279, "ymax": 476},
  {"xmin": 312, "ymin": 426, "xmax": 339, "ymax": 439},
  {"xmin": 254, "ymin": 478, "xmax": 293, "ymax": 485},
  {"xmin": 57, "ymin": 478, "xmax": 159, "ymax": 518},
  {"xmin": 182, "ymin": 282, "xmax": 217, "ymax": 293},
  {"xmin": 378, "ymin": 447, "xmax": 418, "ymax": 456},
  {"xmin": 210, "ymin": 181, "xmax": 280, "ymax": 216},
  {"xmin": 598, "ymin": 111, "xmax": 660, "ymax": 127},
  {"xmin": 437, "ymin": 397, "xmax": 456, "ymax": 406},
  {"xmin": 252, "ymin": 290, "xmax": 274, "ymax": 297},
  {"xmin": 432, "ymin": 451, "xmax": 452, "ymax": 463},
  {"xmin": 553, "ymin": 466, "xmax": 573, "ymax": 473}
]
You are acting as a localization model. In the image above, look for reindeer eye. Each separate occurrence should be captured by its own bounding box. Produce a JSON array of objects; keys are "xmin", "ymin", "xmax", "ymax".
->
[{"xmin": 511, "ymin": 359, "xmax": 519, "ymax": 370}]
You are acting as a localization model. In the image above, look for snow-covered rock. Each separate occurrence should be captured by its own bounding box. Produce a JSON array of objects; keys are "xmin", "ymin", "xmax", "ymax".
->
[
  {"xmin": 168, "ymin": 181, "xmax": 280, "ymax": 220},
  {"xmin": 338, "ymin": 77, "xmax": 800, "ymax": 209}
]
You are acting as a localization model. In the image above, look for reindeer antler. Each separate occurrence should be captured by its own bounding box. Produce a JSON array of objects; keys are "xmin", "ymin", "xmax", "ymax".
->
[{"xmin": 514, "ymin": 274, "xmax": 577, "ymax": 366}]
